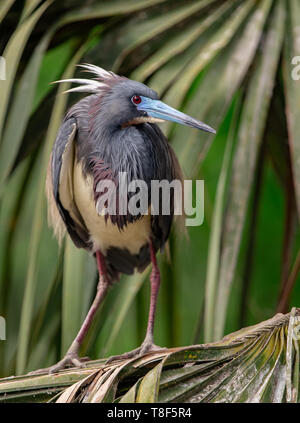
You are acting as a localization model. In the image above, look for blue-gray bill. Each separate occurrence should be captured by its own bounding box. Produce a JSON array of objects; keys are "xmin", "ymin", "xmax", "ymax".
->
[{"xmin": 137, "ymin": 96, "xmax": 216, "ymax": 134}]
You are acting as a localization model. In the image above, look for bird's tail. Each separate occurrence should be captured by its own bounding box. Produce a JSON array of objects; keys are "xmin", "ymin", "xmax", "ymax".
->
[{"xmin": 104, "ymin": 244, "xmax": 152, "ymax": 284}]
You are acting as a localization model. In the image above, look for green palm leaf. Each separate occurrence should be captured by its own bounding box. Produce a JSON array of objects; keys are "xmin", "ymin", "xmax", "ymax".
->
[{"xmin": 0, "ymin": 309, "xmax": 299, "ymax": 403}]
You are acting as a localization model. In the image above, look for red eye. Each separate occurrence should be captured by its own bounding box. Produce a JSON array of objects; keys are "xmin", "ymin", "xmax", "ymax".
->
[{"xmin": 131, "ymin": 95, "xmax": 141, "ymax": 105}]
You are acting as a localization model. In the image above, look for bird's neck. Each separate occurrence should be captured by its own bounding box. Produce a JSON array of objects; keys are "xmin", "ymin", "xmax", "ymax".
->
[{"xmin": 84, "ymin": 123, "xmax": 155, "ymax": 183}]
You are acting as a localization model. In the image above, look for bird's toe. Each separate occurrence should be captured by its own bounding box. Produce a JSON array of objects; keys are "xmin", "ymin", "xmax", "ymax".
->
[
  {"xmin": 139, "ymin": 342, "xmax": 166, "ymax": 355},
  {"xmin": 105, "ymin": 347, "xmax": 142, "ymax": 364},
  {"xmin": 105, "ymin": 343, "xmax": 167, "ymax": 364},
  {"xmin": 48, "ymin": 354, "xmax": 87, "ymax": 374},
  {"xmin": 28, "ymin": 354, "xmax": 89, "ymax": 375}
]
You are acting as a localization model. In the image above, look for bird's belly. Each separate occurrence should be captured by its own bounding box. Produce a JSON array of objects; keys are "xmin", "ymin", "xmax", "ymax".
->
[{"xmin": 73, "ymin": 161, "xmax": 151, "ymax": 254}]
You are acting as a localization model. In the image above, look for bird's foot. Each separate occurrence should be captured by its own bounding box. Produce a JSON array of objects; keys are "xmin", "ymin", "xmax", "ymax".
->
[
  {"xmin": 50, "ymin": 353, "xmax": 89, "ymax": 374},
  {"xmin": 105, "ymin": 340, "xmax": 167, "ymax": 364},
  {"xmin": 29, "ymin": 352, "xmax": 89, "ymax": 375}
]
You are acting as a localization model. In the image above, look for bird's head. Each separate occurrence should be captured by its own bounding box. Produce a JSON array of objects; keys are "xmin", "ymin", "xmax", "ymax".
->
[{"xmin": 55, "ymin": 64, "xmax": 216, "ymax": 134}]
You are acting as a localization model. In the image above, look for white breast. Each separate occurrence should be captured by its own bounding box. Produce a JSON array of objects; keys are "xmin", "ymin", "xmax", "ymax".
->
[{"xmin": 73, "ymin": 160, "xmax": 151, "ymax": 254}]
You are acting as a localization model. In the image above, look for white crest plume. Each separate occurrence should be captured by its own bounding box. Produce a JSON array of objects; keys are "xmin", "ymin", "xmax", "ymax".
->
[{"xmin": 53, "ymin": 63, "xmax": 120, "ymax": 94}]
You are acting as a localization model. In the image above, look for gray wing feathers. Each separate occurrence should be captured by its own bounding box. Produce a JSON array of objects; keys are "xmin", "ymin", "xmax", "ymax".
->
[
  {"xmin": 45, "ymin": 152, "xmax": 66, "ymax": 244},
  {"xmin": 48, "ymin": 118, "xmax": 90, "ymax": 249}
]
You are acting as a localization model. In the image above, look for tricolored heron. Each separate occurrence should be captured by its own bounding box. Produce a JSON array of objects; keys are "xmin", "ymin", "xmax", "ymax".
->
[{"xmin": 45, "ymin": 64, "xmax": 215, "ymax": 373}]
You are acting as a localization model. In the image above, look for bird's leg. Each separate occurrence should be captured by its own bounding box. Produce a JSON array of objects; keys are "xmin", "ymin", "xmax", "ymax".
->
[
  {"xmin": 106, "ymin": 241, "xmax": 166, "ymax": 363},
  {"xmin": 139, "ymin": 240, "xmax": 162, "ymax": 353},
  {"xmin": 30, "ymin": 251, "xmax": 109, "ymax": 374}
]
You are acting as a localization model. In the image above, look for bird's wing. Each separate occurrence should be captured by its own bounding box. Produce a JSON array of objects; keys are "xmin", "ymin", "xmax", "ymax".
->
[
  {"xmin": 166, "ymin": 142, "xmax": 186, "ymax": 235},
  {"xmin": 144, "ymin": 124, "xmax": 185, "ymax": 251},
  {"xmin": 46, "ymin": 117, "xmax": 91, "ymax": 249}
]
